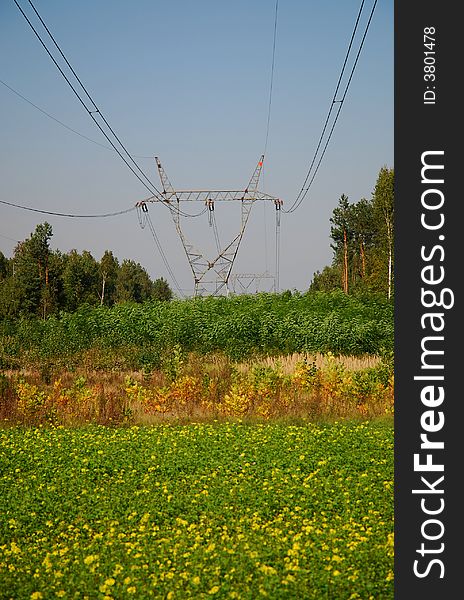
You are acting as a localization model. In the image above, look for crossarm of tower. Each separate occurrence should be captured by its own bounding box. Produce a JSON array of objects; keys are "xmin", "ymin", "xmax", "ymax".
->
[{"xmin": 141, "ymin": 190, "xmax": 278, "ymax": 203}]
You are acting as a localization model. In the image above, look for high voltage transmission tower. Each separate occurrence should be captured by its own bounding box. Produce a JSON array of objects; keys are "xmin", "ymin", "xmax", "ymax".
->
[
  {"xmin": 10, "ymin": 0, "xmax": 379, "ymax": 298},
  {"xmin": 137, "ymin": 156, "xmax": 282, "ymax": 297}
]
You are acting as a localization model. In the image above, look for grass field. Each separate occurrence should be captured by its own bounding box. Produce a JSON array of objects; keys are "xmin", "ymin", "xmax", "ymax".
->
[{"xmin": 0, "ymin": 421, "xmax": 393, "ymax": 599}]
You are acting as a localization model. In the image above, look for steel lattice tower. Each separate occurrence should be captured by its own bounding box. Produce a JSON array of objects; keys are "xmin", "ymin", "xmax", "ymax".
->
[{"xmin": 138, "ymin": 156, "xmax": 282, "ymax": 296}]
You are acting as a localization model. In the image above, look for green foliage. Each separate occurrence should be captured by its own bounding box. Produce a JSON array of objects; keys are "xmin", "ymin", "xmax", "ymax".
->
[
  {"xmin": 115, "ymin": 259, "xmax": 154, "ymax": 304},
  {"xmin": 99, "ymin": 250, "xmax": 119, "ymax": 307},
  {"xmin": 152, "ymin": 277, "xmax": 173, "ymax": 302},
  {"xmin": 311, "ymin": 166, "xmax": 394, "ymax": 297},
  {"xmin": 0, "ymin": 278, "xmax": 22, "ymax": 320},
  {"xmin": 0, "ymin": 252, "xmax": 10, "ymax": 280},
  {"xmin": 5, "ymin": 222, "xmax": 55, "ymax": 318},
  {"xmin": 309, "ymin": 265, "xmax": 341, "ymax": 292},
  {"xmin": 372, "ymin": 166, "xmax": 394, "ymax": 298},
  {"xmin": 160, "ymin": 344, "xmax": 185, "ymax": 382},
  {"xmin": 62, "ymin": 250, "xmax": 100, "ymax": 311},
  {"xmin": 330, "ymin": 193, "xmax": 351, "ymax": 256},
  {"xmin": 0, "ymin": 423, "xmax": 394, "ymax": 598},
  {"xmin": 0, "ymin": 292, "xmax": 393, "ymax": 369},
  {"xmin": 0, "ymin": 225, "xmax": 173, "ymax": 321}
]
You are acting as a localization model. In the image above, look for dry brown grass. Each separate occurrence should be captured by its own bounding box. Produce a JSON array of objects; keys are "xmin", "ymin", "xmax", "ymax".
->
[
  {"xmin": 0, "ymin": 351, "xmax": 392, "ymax": 426},
  {"xmin": 237, "ymin": 352, "xmax": 381, "ymax": 375}
]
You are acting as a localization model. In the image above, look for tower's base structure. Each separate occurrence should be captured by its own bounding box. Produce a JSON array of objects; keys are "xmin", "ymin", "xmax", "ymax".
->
[{"xmin": 137, "ymin": 156, "xmax": 283, "ymax": 297}]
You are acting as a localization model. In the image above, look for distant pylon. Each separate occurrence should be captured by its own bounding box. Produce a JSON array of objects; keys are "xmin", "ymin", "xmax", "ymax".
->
[{"xmin": 230, "ymin": 272, "xmax": 276, "ymax": 294}]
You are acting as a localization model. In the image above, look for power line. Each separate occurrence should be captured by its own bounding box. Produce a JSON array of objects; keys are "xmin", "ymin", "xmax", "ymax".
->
[
  {"xmin": 0, "ymin": 91, "xmax": 206, "ymax": 225},
  {"xmin": 275, "ymin": 210, "xmax": 281, "ymax": 293},
  {"xmin": 212, "ymin": 213, "xmax": 221, "ymax": 255},
  {"xmin": 1, "ymin": 194, "xmax": 185, "ymax": 297},
  {"xmin": 0, "ymin": 79, "xmax": 154, "ymax": 159},
  {"xmin": 260, "ymin": 0, "xmax": 278, "ymax": 285},
  {"xmin": 284, "ymin": 0, "xmax": 378, "ymax": 214},
  {"xmin": 0, "ymin": 198, "xmax": 136, "ymax": 218},
  {"xmin": 13, "ymin": 0, "xmax": 164, "ymax": 199},
  {"xmin": 9, "ymin": 0, "xmax": 380, "ymax": 294},
  {"xmin": 0, "ymin": 90, "xmax": 218, "ymax": 224},
  {"xmin": 0, "ymin": 232, "xmax": 21, "ymax": 243},
  {"xmin": 291, "ymin": 0, "xmax": 366, "ymax": 209},
  {"xmin": 1, "ymin": 80, "xmax": 205, "ymax": 223},
  {"xmin": 263, "ymin": 0, "xmax": 279, "ymax": 157},
  {"xmin": 144, "ymin": 212, "xmax": 185, "ymax": 298},
  {"xmin": 1, "ymin": 91, "xmax": 204, "ymax": 222},
  {"xmin": 14, "ymin": 1, "xmax": 205, "ymax": 227}
]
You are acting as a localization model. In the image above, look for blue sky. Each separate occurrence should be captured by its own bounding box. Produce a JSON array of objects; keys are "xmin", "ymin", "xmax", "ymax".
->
[{"xmin": 0, "ymin": 0, "xmax": 393, "ymax": 295}]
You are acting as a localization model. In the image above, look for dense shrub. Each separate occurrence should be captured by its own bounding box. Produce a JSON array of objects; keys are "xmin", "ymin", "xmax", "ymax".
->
[{"xmin": 0, "ymin": 291, "xmax": 393, "ymax": 369}]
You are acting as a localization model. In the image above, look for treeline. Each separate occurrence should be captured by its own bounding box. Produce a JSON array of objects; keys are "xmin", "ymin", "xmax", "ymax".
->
[
  {"xmin": 310, "ymin": 166, "xmax": 394, "ymax": 297},
  {"xmin": 0, "ymin": 166, "xmax": 393, "ymax": 320},
  {"xmin": 0, "ymin": 223, "xmax": 172, "ymax": 319}
]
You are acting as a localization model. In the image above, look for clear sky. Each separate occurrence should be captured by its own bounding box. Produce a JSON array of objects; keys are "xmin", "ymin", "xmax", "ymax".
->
[{"xmin": 0, "ymin": 0, "xmax": 393, "ymax": 296}]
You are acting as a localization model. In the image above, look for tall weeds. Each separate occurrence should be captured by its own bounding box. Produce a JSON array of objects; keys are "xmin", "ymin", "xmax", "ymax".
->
[{"xmin": 0, "ymin": 352, "xmax": 393, "ymax": 426}]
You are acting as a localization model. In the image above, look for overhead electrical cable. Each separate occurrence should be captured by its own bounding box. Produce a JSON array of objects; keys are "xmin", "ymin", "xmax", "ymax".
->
[
  {"xmin": 275, "ymin": 214, "xmax": 281, "ymax": 293},
  {"xmin": 0, "ymin": 79, "xmax": 154, "ymax": 159},
  {"xmin": 211, "ymin": 212, "xmax": 222, "ymax": 255},
  {"xmin": 284, "ymin": 0, "xmax": 377, "ymax": 214},
  {"xmin": 263, "ymin": 0, "xmax": 279, "ymax": 158},
  {"xmin": 0, "ymin": 198, "xmax": 136, "ymax": 218},
  {"xmin": 136, "ymin": 205, "xmax": 184, "ymax": 297},
  {"xmin": 144, "ymin": 212, "xmax": 185, "ymax": 298},
  {"xmin": 14, "ymin": 0, "xmax": 163, "ymax": 198},
  {"xmin": 0, "ymin": 194, "xmax": 189, "ymax": 298},
  {"xmin": 10, "ymin": 0, "xmax": 380, "ymax": 295},
  {"xmin": 290, "ymin": 0, "xmax": 366, "ymax": 209},
  {"xmin": 13, "ymin": 0, "xmax": 205, "ymax": 222},
  {"xmin": 1, "ymin": 194, "xmax": 205, "ymax": 222},
  {"xmin": 259, "ymin": 0, "xmax": 278, "ymax": 289},
  {"xmin": 1, "ymin": 83, "xmax": 205, "ymax": 221},
  {"xmin": 0, "ymin": 232, "xmax": 21, "ymax": 243}
]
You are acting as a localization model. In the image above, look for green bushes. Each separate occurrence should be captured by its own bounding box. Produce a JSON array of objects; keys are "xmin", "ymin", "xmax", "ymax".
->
[{"xmin": 0, "ymin": 291, "xmax": 393, "ymax": 369}]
